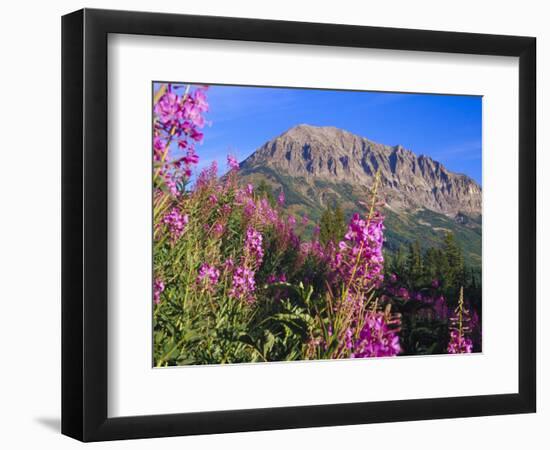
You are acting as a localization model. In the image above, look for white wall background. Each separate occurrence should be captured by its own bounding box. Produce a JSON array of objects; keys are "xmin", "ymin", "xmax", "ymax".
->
[{"xmin": 0, "ymin": 0, "xmax": 546, "ymax": 448}]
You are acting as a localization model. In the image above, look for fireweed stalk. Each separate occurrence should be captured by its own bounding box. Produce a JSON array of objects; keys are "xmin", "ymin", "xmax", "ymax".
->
[
  {"xmin": 448, "ymin": 286, "xmax": 473, "ymax": 354},
  {"xmin": 305, "ymin": 171, "xmax": 401, "ymax": 360}
]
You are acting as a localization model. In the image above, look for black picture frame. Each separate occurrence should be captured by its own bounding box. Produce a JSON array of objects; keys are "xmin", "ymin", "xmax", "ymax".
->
[{"xmin": 62, "ymin": 8, "xmax": 536, "ymax": 442}]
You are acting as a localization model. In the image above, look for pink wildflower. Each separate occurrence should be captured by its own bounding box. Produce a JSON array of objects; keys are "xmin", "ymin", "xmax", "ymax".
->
[
  {"xmin": 153, "ymin": 277, "xmax": 165, "ymax": 305},
  {"xmin": 277, "ymin": 190, "xmax": 285, "ymax": 206},
  {"xmin": 351, "ymin": 312, "xmax": 401, "ymax": 358},
  {"xmin": 162, "ymin": 207, "xmax": 188, "ymax": 242},
  {"xmin": 197, "ymin": 263, "xmax": 220, "ymax": 290},
  {"xmin": 331, "ymin": 212, "xmax": 385, "ymax": 290},
  {"xmin": 227, "ymin": 155, "xmax": 240, "ymax": 170},
  {"xmin": 229, "ymin": 266, "xmax": 256, "ymax": 304},
  {"xmin": 244, "ymin": 227, "xmax": 264, "ymax": 266},
  {"xmin": 448, "ymin": 330, "xmax": 473, "ymax": 354},
  {"xmin": 213, "ymin": 223, "xmax": 224, "ymax": 235}
]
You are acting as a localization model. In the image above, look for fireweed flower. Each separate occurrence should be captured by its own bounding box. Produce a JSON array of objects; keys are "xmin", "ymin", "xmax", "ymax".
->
[
  {"xmin": 229, "ymin": 266, "xmax": 256, "ymax": 304},
  {"xmin": 182, "ymin": 148, "xmax": 200, "ymax": 165},
  {"xmin": 212, "ymin": 223, "xmax": 225, "ymax": 236},
  {"xmin": 164, "ymin": 174, "xmax": 180, "ymax": 198},
  {"xmin": 181, "ymin": 87, "xmax": 209, "ymax": 128},
  {"xmin": 154, "ymin": 91, "xmax": 180, "ymax": 126},
  {"xmin": 195, "ymin": 161, "xmax": 218, "ymax": 189},
  {"xmin": 267, "ymin": 273, "xmax": 287, "ymax": 284},
  {"xmin": 193, "ymin": 88, "xmax": 209, "ymax": 112},
  {"xmin": 255, "ymin": 198, "xmax": 278, "ymax": 225},
  {"xmin": 162, "ymin": 207, "xmax": 188, "ymax": 242},
  {"xmin": 197, "ymin": 263, "xmax": 220, "ymax": 290},
  {"xmin": 448, "ymin": 330, "xmax": 473, "ymax": 354},
  {"xmin": 244, "ymin": 227, "xmax": 264, "ymax": 266},
  {"xmin": 153, "ymin": 277, "xmax": 165, "ymax": 305},
  {"xmin": 188, "ymin": 128, "xmax": 204, "ymax": 143},
  {"xmin": 345, "ymin": 328, "xmax": 354, "ymax": 350},
  {"xmin": 397, "ymin": 287, "xmax": 410, "ymax": 300},
  {"xmin": 332, "ymin": 212, "xmax": 385, "ymax": 290},
  {"xmin": 244, "ymin": 199, "xmax": 257, "ymax": 218},
  {"xmin": 234, "ymin": 188, "xmax": 249, "ymax": 206},
  {"xmin": 227, "ymin": 155, "xmax": 240, "ymax": 171},
  {"xmin": 153, "ymin": 85, "xmax": 209, "ymax": 189},
  {"xmin": 277, "ymin": 190, "xmax": 285, "ymax": 206},
  {"xmin": 344, "ymin": 311, "xmax": 401, "ymax": 358},
  {"xmin": 351, "ymin": 312, "xmax": 401, "ymax": 358},
  {"xmin": 153, "ymin": 136, "xmax": 165, "ymax": 161}
]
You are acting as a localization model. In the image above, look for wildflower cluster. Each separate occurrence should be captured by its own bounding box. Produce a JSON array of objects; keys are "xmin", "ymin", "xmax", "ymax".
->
[
  {"xmin": 229, "ymin": 266, "xmax": 256, "ymax": 304},
  {"xmin": 161, "ymin": 207, "xmax": 188, "ymax": 243},
  {"xmin": 197, "ymin": 263, "xmax": 220, "ymax": 291},
  {"xmin": 153, "ymin": 84, "xmax": 209, "ymax": 196},
  {"xmin": 350, "ymin": 311, "xmax": 401, "ymax": 358},
  {"xmin": 333, "ymin": 212, "xmax": 385, "ymax": 290},
  {"xmin": 244, "ymin": 227, "xmax": 264, "ymax": 267}
]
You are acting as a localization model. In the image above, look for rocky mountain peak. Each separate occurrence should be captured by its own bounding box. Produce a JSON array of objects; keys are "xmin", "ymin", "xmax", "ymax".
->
[{"xmin": 240, "ymin": 125, "xmax": 481, "ymax": 217}]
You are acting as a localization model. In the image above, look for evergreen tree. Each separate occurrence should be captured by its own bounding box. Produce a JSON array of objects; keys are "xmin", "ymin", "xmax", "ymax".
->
[
  {"xmin": 406, "ymin": 240, "xmax": 423, "ymax": 288},
  {"xmin": 391, "ymin": 245, "xmax": 407, "ymax": 276},
  {"xmin": 423, "ymin": 247, "xmax": 438, "ymax": 282},
  {"xmin": 334, "ymin": 205, "xmax": 345, "ymax": 238},
  {"xmin": 443, "ymin": 232, "xmax": 465, "ymax": 289},
  {"xmin": 434, "ymin": 248, "xmax": 451, "ymax": 290},
  {"xmin": 319, "ymin": 203, "xmax": 346, "ymax": 245}
]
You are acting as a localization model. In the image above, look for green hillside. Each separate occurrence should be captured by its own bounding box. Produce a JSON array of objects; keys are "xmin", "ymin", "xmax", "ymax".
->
[{"xmin": 239, "ymin": 167, "xmax": 482, "ymax": 270}]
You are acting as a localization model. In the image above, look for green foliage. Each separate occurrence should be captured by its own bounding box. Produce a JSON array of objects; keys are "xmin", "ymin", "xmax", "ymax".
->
[
  {"xmin": 442, "ymin": 231, "xmax": 466, "ymax": 291},
  {"xmin": 406, "ymin": 240, "xmax": 423, "ymax": 288},
  {"xmin": 319, "ymin": 204, "xmax": 346, "ymax": 245},
  {"xmin": 256, "ymin": 179, "xmax": 276, "ymax": 207},
  {"xmin": 397, "ymin": 301, "xmax": 449, "ymax": 355},
  {"xmin": 238, "ymin": 170, "xmax": 481, "ymax": 271},
  {"xmin": 383, "ymin": 208, "xmax": 481, "ymax": 271}
]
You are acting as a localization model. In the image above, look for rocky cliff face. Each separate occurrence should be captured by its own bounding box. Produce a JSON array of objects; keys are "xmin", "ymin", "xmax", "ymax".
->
[{"xmin": 240, "ymin": 124, "xmax": 482, "ymax": 217}]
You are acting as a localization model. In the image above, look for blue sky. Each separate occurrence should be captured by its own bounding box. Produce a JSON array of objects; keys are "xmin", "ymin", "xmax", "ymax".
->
[{"xmin": 159, "ymin": 83, "xmax": 482, "ymax": 184}]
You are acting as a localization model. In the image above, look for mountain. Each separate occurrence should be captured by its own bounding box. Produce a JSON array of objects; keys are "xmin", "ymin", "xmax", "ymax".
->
[{"xmin": 238, "ymin": 125, "xmax": 482, "ymax": 267}]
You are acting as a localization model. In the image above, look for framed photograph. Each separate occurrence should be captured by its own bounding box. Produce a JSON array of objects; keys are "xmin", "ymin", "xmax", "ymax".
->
[{"xmin": 61, "ymin": 8, "xmax": 536, "ymax": 442}]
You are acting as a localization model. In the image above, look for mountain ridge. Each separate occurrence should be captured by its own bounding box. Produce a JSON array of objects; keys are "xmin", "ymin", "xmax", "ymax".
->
[{"xmin": 240, "ymin": 124, "xmax": 481, "ymax": 218}]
